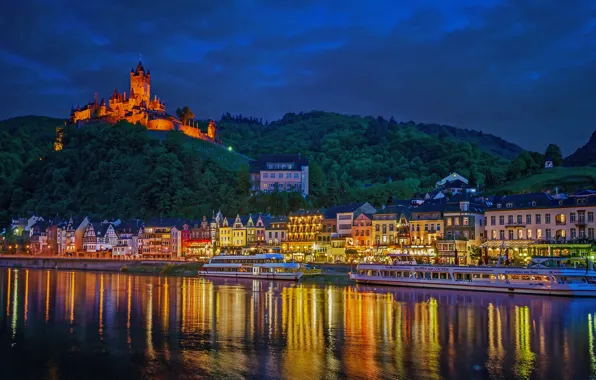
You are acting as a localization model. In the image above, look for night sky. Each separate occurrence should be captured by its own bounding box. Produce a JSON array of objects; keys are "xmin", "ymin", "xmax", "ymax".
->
[{"xmin": 1, "ymin": 0, "xmax": 595, "ymax": 154}]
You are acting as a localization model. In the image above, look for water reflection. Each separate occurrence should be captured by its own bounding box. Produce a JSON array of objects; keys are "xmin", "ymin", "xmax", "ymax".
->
[{"xmin": 0, "ymin": 269, "xmax": 595, "ymax": 380}]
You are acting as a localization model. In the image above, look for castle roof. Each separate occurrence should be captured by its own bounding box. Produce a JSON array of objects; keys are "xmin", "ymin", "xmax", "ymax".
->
[{"xmin": 134, "ymin": 60, "xmax": 145, "ymax": 75}]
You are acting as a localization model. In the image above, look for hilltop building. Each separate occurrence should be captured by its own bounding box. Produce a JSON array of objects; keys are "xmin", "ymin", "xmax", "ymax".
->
[
  {"xmin": 250, "ymin": 154, "xmax": 309, "ymax": 196},
  {"xmin": 68, "ymin": 60, "xmax": 220, "ymax": 144}
]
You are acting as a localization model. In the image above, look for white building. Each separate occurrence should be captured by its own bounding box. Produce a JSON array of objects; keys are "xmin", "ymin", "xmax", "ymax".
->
[{"xmin": 483, "ymin": 192, "xmax": 596, "ymax": 259}]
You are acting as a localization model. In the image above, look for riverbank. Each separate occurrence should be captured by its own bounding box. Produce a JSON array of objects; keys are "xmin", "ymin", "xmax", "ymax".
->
[
  {"xmin": 0, "ymin": 255, "xmax": 354, "ymax": 282},
  {"xmin": 0, "ymin": 255, "xmax": 199, "ymax": 276}
]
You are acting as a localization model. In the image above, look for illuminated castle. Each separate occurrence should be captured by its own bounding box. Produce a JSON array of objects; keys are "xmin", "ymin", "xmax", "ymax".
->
[{"xmin": 68, "ymin": 61, "xmax": 220, "ymax": 143}]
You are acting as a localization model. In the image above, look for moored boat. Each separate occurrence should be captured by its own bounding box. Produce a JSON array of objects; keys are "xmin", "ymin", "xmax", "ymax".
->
[
  {"xmin": 349, "ymin": 256, "xmax": 596, "ymax": 297},
  {"xmin": 198, "ymin": 253, "xmax": 303, "ymax": 280}
]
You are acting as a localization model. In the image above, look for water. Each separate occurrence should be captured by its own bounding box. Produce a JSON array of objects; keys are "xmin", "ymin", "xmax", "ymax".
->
[{"xmin": 0, "ymin": 269, "xmax": 595, "ymax": 380}]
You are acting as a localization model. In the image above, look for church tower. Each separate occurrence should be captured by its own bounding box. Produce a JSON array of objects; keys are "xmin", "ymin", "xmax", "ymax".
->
[{"xmin": 130, "ymin": 61, "xmax": 151, "ymax": 106}]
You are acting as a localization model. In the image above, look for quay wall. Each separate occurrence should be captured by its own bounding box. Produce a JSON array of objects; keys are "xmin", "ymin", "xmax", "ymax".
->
[{"xmin": 0, "ymin": 256, "xmax": 185, "ymax": 272}]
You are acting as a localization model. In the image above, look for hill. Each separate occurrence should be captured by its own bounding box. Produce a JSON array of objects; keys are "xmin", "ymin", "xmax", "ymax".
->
[
  {"xmin": 488, "ymin": 167, "xmax": 596, "ymax": 194},
  {"xmin": 565, "ymin": 130, "xmax": 596, "ymax": 167},
  {"xmin": 5, "ymin": 121, "xmax": 247, "ymax": 221},
  {"xmin": 413, "ymin": 123, "xmax": 523, "ymax": 160},
  {"xmin": 146, "ymin": 128, "xmax": 250, "ymax": 170},
  {"xmin": 218, "ymin": 111, "xmax": 513, "ymax": 205}
]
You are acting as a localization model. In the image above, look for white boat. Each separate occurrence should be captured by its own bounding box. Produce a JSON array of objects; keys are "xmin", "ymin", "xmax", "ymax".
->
[
  {"xmin": 349, "ymin": 256, "xmax": 596, "ymax": 297},
  {"xmin": 198, "ymin": 253, "xmax": 303, "ymax": 280}
]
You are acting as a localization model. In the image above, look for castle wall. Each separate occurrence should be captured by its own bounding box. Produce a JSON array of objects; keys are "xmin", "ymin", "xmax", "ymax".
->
[
  {"xmin": 180, "ymin": 125, "xmax": 204, "ymax": 139},
  {"xmin": 147, "ymin": 118, "xmax": 175, "ymax": 131}
]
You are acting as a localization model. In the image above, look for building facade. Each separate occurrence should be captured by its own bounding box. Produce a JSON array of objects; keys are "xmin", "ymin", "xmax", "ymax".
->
[{"xmin": 250, "ymin": 154, "xmax": 309, "ymax": 196}]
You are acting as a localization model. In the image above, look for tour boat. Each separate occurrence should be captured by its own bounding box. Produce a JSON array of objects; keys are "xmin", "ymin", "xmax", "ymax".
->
[
  {"xmin": 349, "ymin": 256, "xmax": 596, "ymax": 297},
  {"xmin": 198, "ymin": 253, "xmax": 303, "ymax": 280}
]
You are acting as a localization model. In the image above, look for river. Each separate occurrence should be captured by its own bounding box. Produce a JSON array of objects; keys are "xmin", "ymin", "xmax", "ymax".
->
[{"xmin": 0, "ymin": 268, "xmax": 595, "ymax": 379}]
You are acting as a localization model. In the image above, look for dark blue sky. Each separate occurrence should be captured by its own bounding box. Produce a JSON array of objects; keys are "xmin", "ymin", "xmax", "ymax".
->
[{"xmin": 1, "ymin": 0, "xmax": 595, "ymax": 154}]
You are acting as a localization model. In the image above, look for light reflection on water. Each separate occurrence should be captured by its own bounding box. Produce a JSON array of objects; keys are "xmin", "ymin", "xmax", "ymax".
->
[{"xmin": 0, "ymin": 268, "xmax": 595, "ymax": 380}]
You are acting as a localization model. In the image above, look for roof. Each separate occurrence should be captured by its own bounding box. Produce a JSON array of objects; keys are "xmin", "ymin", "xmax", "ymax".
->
[
  {"xmin": 249, "ymin": 154, "xmax": 309, "ymax": 173},
  {"xmin": 411, "ymin": 199, "xmax": 447, "ymax": 214},
  {"xmin": 289, "ymin": 208, "xmax": 325, "ymax": 217},
  {"xmin": 323, "ymin": 203, "xmax": 368, "ymax": 219},
  {"xmin": 443, "ymin": 179, "xmax": 471, "ymax": 189},
  {"xmin": 144, "ymin": 218, "xmax": 178, "ymax": 227},
  {"xmin": 262, "ymin": 215, "xmax": 287, "ymax": 229},
  {"xmin": 96, "ymin": 223, "xmax": 112, "ymax": 237},
  {"xmin": 486, "ymin": 191, "xmax": 596, "ymax": 211},
  {"xmin": 116, "ymin": 220, "xmax": 141, "ymax": 234}
]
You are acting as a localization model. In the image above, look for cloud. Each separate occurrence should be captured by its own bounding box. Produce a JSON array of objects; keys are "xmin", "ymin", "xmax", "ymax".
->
[{"xmin": 0, "ymin": 0, "xmax": 595, "ymax": 154}]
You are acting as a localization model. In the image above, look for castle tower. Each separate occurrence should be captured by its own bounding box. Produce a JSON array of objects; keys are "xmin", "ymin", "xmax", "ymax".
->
[
  {"xmin": 130, "ymin": 61, "xmax": 151, "ymax": 106},
  {"xmin": 208, "ymin": 120, "xmax": 217, "ymax": 141}
]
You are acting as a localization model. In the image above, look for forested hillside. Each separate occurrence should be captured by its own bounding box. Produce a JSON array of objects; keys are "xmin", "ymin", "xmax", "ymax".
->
[
  {"xmin": 218, "ymin": 111, "xmax": 511, "ymax": 205},
  {"xmin": 6, "ymin": 121, "xmax": 245, "ymax": 221}
]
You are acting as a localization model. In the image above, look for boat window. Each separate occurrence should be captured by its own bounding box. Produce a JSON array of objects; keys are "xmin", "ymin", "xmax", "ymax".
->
[{"xmin": 431, "ymin": 273, "xmax": 439, "ymax": 279}]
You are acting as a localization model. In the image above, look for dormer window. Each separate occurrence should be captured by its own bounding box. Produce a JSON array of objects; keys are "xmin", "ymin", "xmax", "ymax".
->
[
  {"xmin": 531, "ymin": 201, "xmax": 536, "ymax": 206},
  {"xmin": 506, "ymin": 203, "xmax": 513, "ymax": 208},
  {"xmin": 559, "ymin": 200, "xmax": 563, "ymax": 205},
  {"xmin": 497, "ymin": 204, "xmax": 502, "ymax": 208}
]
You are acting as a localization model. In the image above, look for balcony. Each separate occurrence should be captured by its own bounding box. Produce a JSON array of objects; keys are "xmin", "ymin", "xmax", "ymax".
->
[
  {"xmin": 575, "ymin": 219, "xmax": 587, "ymax": 226},
  {"xmin": 505, "ymin": 223, "xmax": 526, "ymax": 228}
]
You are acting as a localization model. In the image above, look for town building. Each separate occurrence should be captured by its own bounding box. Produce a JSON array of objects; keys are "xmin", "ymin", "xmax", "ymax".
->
[
  {"xmin": 264, "ymin": 216, "xmax": 288, "ymax": 247},
  {"xmin": 409, "ymin": 201, "xmax": 445, "ymax": 255},
  {"xmin": 183, "ymin": 217, "xmax": 212, "ymax": 259},
  {"xmin": 249, "ymin": 154, "xmax": 309, "ymax": 196},
  {"xmin": 436, "ymin": 194, "xmax": 485, "ymax": 264},
  {"xmin": 140, "ymin": 218, "xmax": 176, "ymax": 258},
  {"xmin": 232, "ymin": 215, "xmax": 248, "ymax": 248},
  {"xmin": 112, "ymin": 220, "xmax": 141, "ymax": 258},
  {"xmin": 352, "ymin": 213, "xmax": 373, "ymax": 248},
  {"xmin": 218, "ymin": 217, "xmax": 234, "ymax": 249},
  {"xmin": 372, "ymin": 205, "xmax": 411, "ymax": 250},
  {"xmin": 82, "ymin": 221, "xmax": 117, "ymax": 257},
  {"xmin": 286, "ymin": 209, "xmax": 324, "ymax": 261},
  {"xmin": 482, "ymin": 192, "xmax": 596, "ymax": 261}
]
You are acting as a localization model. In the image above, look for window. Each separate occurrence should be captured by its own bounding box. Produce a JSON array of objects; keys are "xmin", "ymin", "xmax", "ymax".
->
[
  {"xmin": 447, "ymin": 218, "xmax": 452, "ymax": 226},
  {"xmin": 499, "ymin": 230, "xmax": 505, "ymax": 240},
  {"xmin": 506, "ymin": 203, "xmax": 513, "ymax": 208},
  {"xmin": 278, "ymin": 173, "xmax": 283, "ymax": 178},
  {"xmin": 545, "ymin": 229, "xmax": 552, "ymax": 239},
  {"xmin": 268, "ymin": 232, "xmax": 272, "ymax": 238},
  {"xmin": 508, "ymin": 215, "xmax": 513, "ymax": 224},
  {"xmin": 411, "ymin": 225, "xmax": 415, "ymax": 232},
  {"xmin": 491, "ymin": 216, "xmax": 496, "ymax": 225},
  {"xmin": 589, "ymin": 212, "xmax": 594, "ymax": 222},
  {"xmin": 455, "ymin": 218, "xmax": 460, "ymax": 226},
  {"xmin": 263, "ymin": 173, "xmax": 269, "ymax": 178},
  {"xmin": 499, "ymin": 216, "xmax": 504, "ymax": 225},
  {"xmin": 517, "ymin": 215, "xmax": 522, "ymax": 224},
  {"xmin": 375, "ymin": 225, "xmax": 380, "ymax": 232},
  {"xmin": 437, "ymin": 224, "xmax": 441, "ymax": 231},
  {"xmin": 263, "ymin": 184, "xmax": 268, "ymax": 189},
  {"xmin": 570, "ymin": 213, "xmax": 576, "ymax": 223},
  {"xmin": 545, "ymin": 214, "xmax": 551, "ymax": 224},
  {"xmin": 389, "ymin": 224, "xmax": 395, "ymax": 232},
  {"xmin": 286, "ymin": 173, "xmax": 291, "ymax": 178},
  {"xmin": 294, "ymin": 173, "xmax": 299, "ymax": 178},
  {"xmin": 508, "ymin": 230, "xmax": 514, "ymax": 240},
  {"xmin": 589, "ymin": 228, "xmax": 594, "ymax": 239},
  {"xmin": 463, "ymin": 217, "xmax": 469, "ymax": 226},
  {"xmin": 536, "ymin": 214, "xmax": 541, "ymax": 224},
  {"xmin": 526, "ymin": 215, "xmax": 531, "ymax": 224},
  {"xmin": 570, "ymin": 228, "xmax": 577, "ymax": 239},
  {"xmin": 537, "ymin": 229, "xmax": 542, "ymax": 239},
  {"xmin": 527, "ymin": 229, "xmax": 532, "ymax": 239},
  {"xmin": 517, "ymin": 229, "xmax": 523, "ymax": 239},
  {"xmin": 491, "ymin": 230, "xmax": 497, "ymax": 239}
]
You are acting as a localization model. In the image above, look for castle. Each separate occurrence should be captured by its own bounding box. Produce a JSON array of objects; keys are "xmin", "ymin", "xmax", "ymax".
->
[{"xmin": 68, "ymin": 61, "xmax": 220, "ymax": 143}]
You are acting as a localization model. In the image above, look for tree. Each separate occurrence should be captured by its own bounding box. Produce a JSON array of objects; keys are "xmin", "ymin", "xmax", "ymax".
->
[
  {"xmin": 176, "ymin": 106, "xmax": 195, "ymax": 125},
  {"xmin": 545, "ymin": 144, "xmax": 563, "ymax": 166}
]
